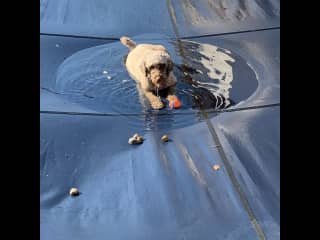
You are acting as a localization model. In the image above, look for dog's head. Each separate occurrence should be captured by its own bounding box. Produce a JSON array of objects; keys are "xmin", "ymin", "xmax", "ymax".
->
[{"xmin": 143, "ymin": 52, "xmax": 174, "ymax": 89}]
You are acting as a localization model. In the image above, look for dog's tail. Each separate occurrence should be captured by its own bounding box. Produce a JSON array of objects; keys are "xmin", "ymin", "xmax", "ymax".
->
[{"xmin": 120, "ymin": 36, "xmax": 137, "ymax": 50}]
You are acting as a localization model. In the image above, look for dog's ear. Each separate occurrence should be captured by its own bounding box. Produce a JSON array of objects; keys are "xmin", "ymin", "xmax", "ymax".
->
[
  {"xmin": 140, "ymin": 62, "xmax": 149, "ymax": 78},
  {"xmin": 167, "ymin": 60, "xmax": 174, "ymax": 75},
  {"xmin": 169, "ymin": 60, "xmax": 174, "ymax": 71}
]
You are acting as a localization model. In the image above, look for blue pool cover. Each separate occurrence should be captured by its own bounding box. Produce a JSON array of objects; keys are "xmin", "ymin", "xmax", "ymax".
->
[{"xmin": 40, "ymin": 1, "xmax": 280, "ymax": 239}]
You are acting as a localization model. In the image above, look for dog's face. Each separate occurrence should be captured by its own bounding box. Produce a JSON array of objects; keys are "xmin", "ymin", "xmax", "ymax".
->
[{"xmin": 146, "ymin": 61, "xmax": 173, "ymax": 89}]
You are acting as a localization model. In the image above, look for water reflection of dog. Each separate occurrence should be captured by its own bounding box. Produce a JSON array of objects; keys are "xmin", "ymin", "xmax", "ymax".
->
[{"xmin": 143, "ymin": 109, "xmax": 175, "ymax": 131}]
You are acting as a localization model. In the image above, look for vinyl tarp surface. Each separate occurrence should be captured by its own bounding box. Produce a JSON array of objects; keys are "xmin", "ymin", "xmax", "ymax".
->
[{"xmin": 40, "ymin": 1, "xmax": 280, "ymax": 239}]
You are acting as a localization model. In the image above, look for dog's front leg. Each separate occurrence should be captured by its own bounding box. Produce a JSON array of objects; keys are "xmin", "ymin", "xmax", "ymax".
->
[{"xmin": 144, "ymin": 91, "xmax": 164, "ymax": 109}]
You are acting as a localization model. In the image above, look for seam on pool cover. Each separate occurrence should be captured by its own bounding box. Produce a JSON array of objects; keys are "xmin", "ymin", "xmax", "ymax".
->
[
  {"xmin": 40, "ymin": 103, "xmax": 280, "ymax": 117},
  {"xmin": 204, "ymin": 116, "xmax": 267, "ymax": 240},
  {"xmin": 40, "ymin": 27, "xmax": 280, "ymax": 41},
  {"xmin": 165, "ymin": 0, "xmax": 267, "ymax": 239}
]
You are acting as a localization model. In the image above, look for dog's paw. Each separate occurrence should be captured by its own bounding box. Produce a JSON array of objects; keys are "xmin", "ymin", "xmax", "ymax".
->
[{"xmin": 150, "ymin": 99, "xmax": 164, "ymax": 110}]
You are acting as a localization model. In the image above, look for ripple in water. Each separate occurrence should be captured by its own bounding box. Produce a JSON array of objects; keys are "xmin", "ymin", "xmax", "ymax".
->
[{"xmin": 54, "ymin": 36, "xmax": 258, "ymax": 130}]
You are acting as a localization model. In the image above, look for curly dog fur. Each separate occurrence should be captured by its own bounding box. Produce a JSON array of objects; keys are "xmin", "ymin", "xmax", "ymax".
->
[{"xmin": 120, "ymin": 36, "xmax": 177, "ymax": 109}]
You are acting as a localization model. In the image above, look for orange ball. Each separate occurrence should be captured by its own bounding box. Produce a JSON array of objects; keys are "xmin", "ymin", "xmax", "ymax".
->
[{"xmin": 169, "ymin": 96, "xmax": 182, "ymax": 109}]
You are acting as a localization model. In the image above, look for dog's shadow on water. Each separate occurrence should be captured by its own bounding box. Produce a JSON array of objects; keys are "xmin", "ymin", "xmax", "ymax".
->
[{"xmin": 52, "ymin": 36, "xmax": 258, "ymax": 131}]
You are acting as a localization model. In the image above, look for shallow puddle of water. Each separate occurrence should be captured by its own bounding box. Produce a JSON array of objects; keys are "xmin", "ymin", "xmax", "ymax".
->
[{"xmin": 54, "ymin": 35, "xmax": 258, "ymax": 130}]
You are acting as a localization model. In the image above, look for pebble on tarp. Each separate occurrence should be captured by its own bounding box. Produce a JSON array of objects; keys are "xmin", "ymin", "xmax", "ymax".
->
[
  {"xmin": 161, "ymin": 134, "xmax": 169, "ymax": 142},
  {"xmin": 69, "ymin": 187, "xmax": 80, "ymax": 196},
  {"xmin": 128, "ymin": 133, "xmax": 144, "ymax": 145}
]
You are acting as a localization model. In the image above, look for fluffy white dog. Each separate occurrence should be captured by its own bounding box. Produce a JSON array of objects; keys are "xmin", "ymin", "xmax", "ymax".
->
[{"xmin": 120, "ymin": 36, "xmax": 178, "ymax": 109}]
